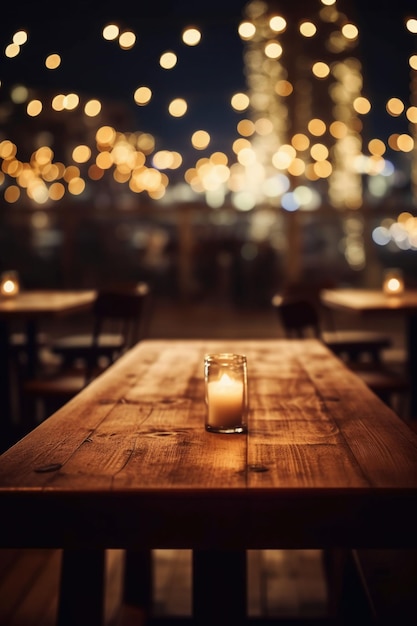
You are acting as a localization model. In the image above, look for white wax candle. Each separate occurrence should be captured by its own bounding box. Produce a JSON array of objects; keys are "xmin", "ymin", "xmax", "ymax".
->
[{"xmin": 207, "ymin": 372, "xmax": 244, "ymax": 428}]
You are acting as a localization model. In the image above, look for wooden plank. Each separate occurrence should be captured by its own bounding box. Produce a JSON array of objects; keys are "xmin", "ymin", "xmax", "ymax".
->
[{"xmin": 57, "ymin": 549, "xmax": 105, "ymax": 626}]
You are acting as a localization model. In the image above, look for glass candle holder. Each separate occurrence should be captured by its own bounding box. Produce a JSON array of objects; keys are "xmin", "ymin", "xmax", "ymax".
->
[
  {"xmin": 0, "ymin": 270, "xmax": 20, "ymax": 297},
  {"xmin": 204, "ymin": 353, "xmax": 248, "ymax": 434},
  {"xmin": 382, "ymin": 268, "xmax": 404, "ymax": 296}
]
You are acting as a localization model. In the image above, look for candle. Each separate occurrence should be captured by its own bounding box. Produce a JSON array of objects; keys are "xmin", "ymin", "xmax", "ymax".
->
[
  {"xmin": 207, "ymin": 372, "xmax": 244, "ymax": 429},
  {"xmin": 383, "ymin": 268, "xmax": 404, "ymax": 296},
  {"xmin": 0, "ymin": 271, "xmax": 20, "ymax": 297},
  {"xmin": 204, "ymin": 353, "xmax": 248, "ymax": 434}
]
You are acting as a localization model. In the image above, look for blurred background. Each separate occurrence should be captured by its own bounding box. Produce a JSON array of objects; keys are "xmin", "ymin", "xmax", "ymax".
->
[{"xmin": 1, "ymin": 0, "xmax": 416, "ymax": 309}]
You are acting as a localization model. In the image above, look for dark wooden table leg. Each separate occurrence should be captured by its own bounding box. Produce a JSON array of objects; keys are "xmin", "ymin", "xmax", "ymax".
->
[
  {"xmin": 192, "ymin": 550, "xmax": 247, "ymax": 625},
  {"xmin": 123, "ymin": 549, "xmax": 153, "ymax": 612},
  {"xmin": 57, "ymin": 548, "xmax": 105, "ymax": 626}
]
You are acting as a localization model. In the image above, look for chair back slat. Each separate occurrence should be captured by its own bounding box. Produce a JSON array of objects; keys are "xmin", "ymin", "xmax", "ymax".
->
[
  {"xmin": 272, "ymin": 295, "xmax": 321, "ymax": 339},
  {"xmin": 86, "ymin": 283, "xmax": 150, "ymax": 383}
]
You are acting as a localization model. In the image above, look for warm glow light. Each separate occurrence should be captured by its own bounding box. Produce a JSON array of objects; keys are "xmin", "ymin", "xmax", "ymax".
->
[
  {"xmin": 84, "ymin": 99, "xmax": 101, "ymax": 117},
  {"xmin": 4, "ymin": 186, "xmax": 20, "ymax": 203},
  {"xmin": 269, "ymin": 16, "xmax": 286, "ymax": 33},
  {"xmin": 313, "ymin": 160, "xmax": 332, "ymax": 178},
  {"xmin": 299, "ymin": 21, "xmax": 317, "ymax": 37},
  {"xmin": 291, "ymin": 133, "xmax": 310, "ymax": 151},
  {"xmin": 368, "ymin": 138, "xmax": 386, "ymax": 156},
  {"xmin": 49, "ymin": 182, "xmax": 65, "ymax": 200},
  {"xmin": 308, "ymin": 118, "xmax": 326, "ymax": 136},
  {"xmin": 68, "ymin": 177, "xmax": 85, "ymax": 195},
  {"xmin": 191, "ymin": 130, "xmax": 210, "ymax": 150},
  {"xmin": 134, "ymin": 86, "xmax": 152, "ymax": 106},
  {"xmin": 388, "ymin": 134, "xmax": 401, "ymax": 151},
  {"xmin": 406, "ymin": 106, "xmax": 417, "ymax": 123},
  {"xmin": 397, "ymin": 134, "xmax": 414, "ymax": 152},
  {"xmin": 10, "ymin": 85, "xmax": 28, "ymax": 104},
  {"xmin": 72, "ymin": 145, "xmax": 91, "ymax": 163},
  {"xmin": 386, "ymin": 97, "xmax": 405, "ymax": 116},
  {"xmin": 13, "ymin": 31, "xmax": 27, "ymax": 45},
  {"xmin": 27, "ymin": 100, "xmax": 42, "ymax": 116},
  {"xmin": 342, "ymin": 24, "xmax": 359, "ymax": 40},
  {"xmin": 329, "ymin": 121, "xmax": 348, "ymax": 139},
  {"xmin": 310, "ymin": 143, "xmax": 329, "ymax": 161},
  {"xmin": 288, "ymin": 158, "xmax": 305, "ymax": 176},
  {"xmin": 264, "ymin": 41, "xmax": 282, "ymax": 59},
  {"xmin": 231, "ymin": 92, "xmax": 250, "ymax": 111},
  {"xmin": 63, "ymin": 94, "xmax": 79, "ymax": 110},
  {"xmin": 353, "ymin": 96, "xmax": 371, "ymax": 114},
  {"xmin": 103, "ymin": 24, "xmax": 119, "ymax": 40},
  {"xmin": 96, "ymin": 126, "xmax": 117, "ymax": 147},
  {"xmin": 237, "ymin": 119, "xmax": 255, "ymax": 136},
  {"xmin": 0, "ymin": 272, "xmax": 20, "ymax": 297},
  {"xmin": 312, "ymin": 62, "xmax": 330, "ymax": 78},
  {"xmin": 410, "ymin": 55, "xmax": 417, "ymax": 71},
  {"xmin": 383, "ymin": 269, "xmax": 404, "ymax": 295},
  {"xmin": 153, "ymin": 151, "xmax": 174, "ymax": 169},
  {"xmin": 52, "ymin": 94, "xmax": 66, "ymax": 111},
  {"xmin": 45, "ymin": 54, "xmax": 61, "ymax": 70},
  {"xmin": 406, "ymin": 18, "xmax": 417, "ymax": 33},
  {"xmin": 182, "ymin": 27, "xmax": 201, "ymax": 46},
  {"xmin": 5, "ymin": 43, "xmax": 20, "ymax": 58},
  {"xmin": 274, "ymin": 80, "xmax": 293, "ymax": 97},
  {"xmin": 119, "ymin": 31, "xmax": 136, "ymax": 50},
  {"xmin": 232, "ymin": 138, "xmax": 251, "ymax": 154},
  {"xmin": 238, "ymin": 21, "xmax": 256, "ymax": 40},
  {"xmin": 254, "ymin": 118, "xmax": 273, "ymax": 135},
  {"xmin": 160, "ymin": 51, "xmax": 177, "ymax": 69},
  {"xmin": 137, "ymin": 133, "xmax": 155, "ymax": 154},
  {"xmin": 168, "ymin": 98, "xmax": 187, "ymax": 117}
]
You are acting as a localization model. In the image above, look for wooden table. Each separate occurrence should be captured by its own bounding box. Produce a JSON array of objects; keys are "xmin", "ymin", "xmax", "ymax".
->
[
  {"xmin": 0, "ymin": 290, "xmax": 96, "ymax": 447},
  {"xmin": 0, "ymin": 339, "xmax": 416, "ymax": 626},
  {"xmin": 320, "ymin": 288, "xmax": 417, "ymax": 418}
]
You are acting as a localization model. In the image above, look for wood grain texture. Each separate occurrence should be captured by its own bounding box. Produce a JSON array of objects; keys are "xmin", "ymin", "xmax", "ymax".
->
[{"xmin": 0, "ymin": 339, "xmax": 416, "ymax": 550}]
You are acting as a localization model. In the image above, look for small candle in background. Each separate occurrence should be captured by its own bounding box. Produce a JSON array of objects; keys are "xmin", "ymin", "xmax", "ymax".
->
[
  {"xmin": 204, "ymin": 353, "xmax": 248, "ymax": 434},
  {"xmin": 383, "ymin": 268, "xmax": 404, "ymax": 296},
  {"xmin": 0, "ymin": 270, "xmax": 20, "ymax": 297}
]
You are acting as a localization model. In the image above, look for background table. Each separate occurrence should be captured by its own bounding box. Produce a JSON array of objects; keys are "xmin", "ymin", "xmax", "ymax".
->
[
  {"xmin": 0, "ymin": 290, "xmax": 95, "ymax": 449},
  {"xmin": 320, "ymin": 288, "xmax": 417, "ymax": 418},
  {"xmin": 0, "ymin": 338, "xmax": 416, "ymax": 625}
]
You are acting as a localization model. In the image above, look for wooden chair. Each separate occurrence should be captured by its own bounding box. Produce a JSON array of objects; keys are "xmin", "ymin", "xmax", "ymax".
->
[
  {"xmin": 271, "ymin": 294, "xmax": 409, "ymax": 412},
  {"xmin": 21, "ymin": 283, "xmax": 151, "ymax": 431},
  {"xmin": 50, "ymin": 282, "xmax": 151, "ymax": 369}
]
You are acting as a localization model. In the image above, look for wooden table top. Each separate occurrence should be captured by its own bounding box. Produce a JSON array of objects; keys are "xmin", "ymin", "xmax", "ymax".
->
[
  {"xmin": 321, "ymin": 288, "xmax": 417, "ymax": 315},
  {"xmin": 0, "ymin": 338, "xmax": 416, "ymax": 550},
  {"xmin": 0, "ymin": 289, "xmax": 96, "ymax": 319}
]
